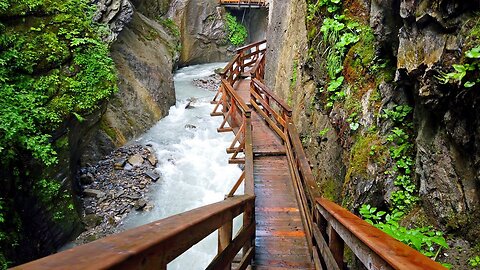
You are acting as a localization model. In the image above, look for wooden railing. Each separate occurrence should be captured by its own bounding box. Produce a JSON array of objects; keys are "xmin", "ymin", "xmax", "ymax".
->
[
  {"xmin": 13, "ymin": 195, "xmax": 255, "ymax": 270},
  {"xmin": 247, "ymin": 71, "xmax": 448, "ymax": 270},
  {"xmin": 250, "ymin": 53, "xmax": 265, "ymax": 80},
  {"xmin": 212, "ymin": 79, "xmax": 251, "ymax": 165},
  {"xmin": 250, "ymin": 78, "xmax": 291, "ymax": 141},
  {"xmin": 216, "ymin": 40, "xmax": 266, "ymax": 87}
]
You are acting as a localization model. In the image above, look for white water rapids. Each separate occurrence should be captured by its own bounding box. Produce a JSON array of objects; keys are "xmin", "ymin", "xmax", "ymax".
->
[{"xmin": 120, "ymin": 63, "xmax": 243, "ymax": 269}]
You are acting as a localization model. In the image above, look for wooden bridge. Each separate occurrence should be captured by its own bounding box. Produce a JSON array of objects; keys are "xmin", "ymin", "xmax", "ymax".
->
[
  {"xmin": 219, "ymin": 0, "xmax": 267, "ymax": 8},
  {"xmin": 13, "ymin": 41, "xmax": 447, "ymax": 270}
]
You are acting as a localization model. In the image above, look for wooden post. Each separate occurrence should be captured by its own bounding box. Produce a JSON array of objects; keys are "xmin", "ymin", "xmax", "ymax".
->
[
  {"xmin": 218, "ymin": 218, "xmax": 233, "ymax": 270},
  {"xmin": 329, "ymin": 226, "xmax": 344, "ymax": 269},
  {"xmin": 242, "ymin": 199, "xmax": 255, "ymax": 259}
]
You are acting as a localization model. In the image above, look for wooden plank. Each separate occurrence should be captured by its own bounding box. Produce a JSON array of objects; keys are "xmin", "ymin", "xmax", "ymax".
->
[
  {"xmin": 250, "ymin": 89, "xmax": 286, "ymax": 128},
  {"xmin": 287, "ymin": 121, "xmax": 319, "ymax": 198},
  {"xmin": 235, "ymin": 39, "xmax": 266, "ymax": 53}
]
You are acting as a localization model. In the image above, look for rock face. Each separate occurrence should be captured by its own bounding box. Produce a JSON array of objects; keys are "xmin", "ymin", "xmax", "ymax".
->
[
  {"xmin": 81, "ymin": 5, "xmax": 178, "ymax": 164},
  {"xmin": 92, "ymin": 0, "xmax": 134, "ymax": 42},
  {"xmin": 168, "ymin": 0, "xmax": 233, "ymax": 65},
  {"xmin": 265, "ymin": 0, "xmax": 480, "ymax": 266}
]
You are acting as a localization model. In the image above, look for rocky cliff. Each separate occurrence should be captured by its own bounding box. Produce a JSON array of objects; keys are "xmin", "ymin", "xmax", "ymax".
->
[
  {"xmin": 81, "ymin": 0, "xmax": 178, "ymax": 164},
  {"xmin": 265, "ymin": 0, "xmax": 480, "ymax": 267},
  {"xmin": 167, "ymin": 0, "xmax": 233, "ymax": 65}
]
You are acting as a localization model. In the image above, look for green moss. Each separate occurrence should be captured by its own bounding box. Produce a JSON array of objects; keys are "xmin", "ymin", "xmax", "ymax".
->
[
  {"xmin": 445, "ymin": 211, "xmax": 469, "ymax": 231},
  {"xmin": 344, "ymin": 87, "xmax": 361, "ymax": 114},
  {"xmin": 54, "ymin": 135, "xmax": 69, "ymax": 149},
  {"xmin": 100, "ymin": 118, "xmax": 117, "ymax": 141},
  {"xmin": 288, "ymin": 60, "xmax": 299, "ymax": 106},
  {"xmin": 320, "ymin": 179, "xmax": 342, "ymax": 202},
  {"xmin": 0, "ymin": 0, "xmax": 117, "ymax": 167},
  {"xmin": 346, "ymin": 133, "xmax": 385, "ymax": 179},
  {"xmin": 464, "ymin": 16, "xmax": 480, "ymax": 52},
  {"xmin": 156, "ymin": 17, "xmax": 180, "ymax": 37}
]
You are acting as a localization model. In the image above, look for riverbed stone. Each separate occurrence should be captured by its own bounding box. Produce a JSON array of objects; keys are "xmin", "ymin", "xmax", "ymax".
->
[
  {"xmin": 128, "ymin": 154, "xmax": 144, "ymax": 167},
  {"xmin": 134, "ymin": 199, "xmax": 147, "ymax": 210},
  {"xmin": 146, "ymin": 153, "xmax": 157, "ymax": 166},
  {"xmin": 84, "ymin": 189, "xmax": 106, "ymax": 198},
  {"xmin": 145, "ymin": 170, "xmax": 160, "ymax": 181},
  {"xmin": 80, "ymin": 173, "xmax": 95, "ymax": 185}
]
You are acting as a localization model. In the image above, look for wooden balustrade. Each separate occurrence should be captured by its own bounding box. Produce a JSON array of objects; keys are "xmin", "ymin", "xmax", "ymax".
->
[
  {"xmin": 13, "ymin": 195, "xmax": 255, "ymax": 270},
  {"xmin": 212, "ymin": 79, "xmax": 251, "ymax": 165},
  {"xmin": 314, "ymin": 198, "xmax": 447, "ymax": 270},
  {"xmin": 250, "ymin": 54, "xmax": 265, "ymax": 80},
  {"xmin": 250, "ymin": 78, "xmax": 292, "ymax": 141}
]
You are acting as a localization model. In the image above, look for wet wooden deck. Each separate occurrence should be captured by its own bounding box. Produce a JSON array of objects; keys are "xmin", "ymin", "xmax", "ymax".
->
[{"xmin": 233, "ymin": 78, "xmax": 314, "ymax": 269}]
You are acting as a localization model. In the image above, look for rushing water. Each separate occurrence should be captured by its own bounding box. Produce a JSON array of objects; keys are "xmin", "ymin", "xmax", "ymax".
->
[{"xmin": 120, "ymin": 63, "xmax": 242, "ymax": 269}]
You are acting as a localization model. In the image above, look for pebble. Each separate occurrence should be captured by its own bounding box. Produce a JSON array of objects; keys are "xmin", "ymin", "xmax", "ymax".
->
[
  {"xmin": 192, "ymin": 74, "xmax": 221, "ymax": 91},
  {"xmin": 74, "ymin": 144, "xmax": 159, "ymax": 245}
]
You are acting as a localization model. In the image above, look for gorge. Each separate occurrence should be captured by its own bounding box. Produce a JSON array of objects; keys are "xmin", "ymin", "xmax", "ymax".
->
[{"xmin": 1, "ymin": 0, "xmax": 479, "ymax": 269}]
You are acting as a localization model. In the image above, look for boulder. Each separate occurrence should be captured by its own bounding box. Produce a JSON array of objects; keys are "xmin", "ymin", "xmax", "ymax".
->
[
  {"xmin": 134, "ymin": 199, "xmax": 148, "ymax": 210},
  {"xmin": 128, "ymin": 154, "xmax": 144, "ymax": 167},
  {"xmin": 146, "ymin": 153, "xmax": 157, "ymax": 166},
  {"xmin": 84, "ymin": 189, "xmax": 106, "ymax": 199}
]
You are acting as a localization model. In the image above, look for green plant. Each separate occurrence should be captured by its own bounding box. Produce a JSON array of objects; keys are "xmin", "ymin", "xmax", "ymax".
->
[
  {"xmin": 0, "ymin": 0, "xmax": 117, "ymax": 167},
  {"xmin": 469, "ymin": 256, "xmax": 480, "ymax": 267},
  {"xmin": 34, "ymin": 179, "xmax": 61, "ymax": 204},
  {"xmin": 316, "ymin": 7, "xmax": 362, "ymax": 109},
  {"xmin": 360, "ymin": 205, "xmax": 449, "ymax": 259},
  {"xmin": 225, "ymin": 13, "xmax": 248, "ymax": 46},
  {"xmin": 319, "ymin": 127, "xmax": 330, "ymax": 137},
  {"xmin": 156, "ymin": 17, "xmax": 180, "ymax": 37},
  {"xmin": 436, "ymin": 46, "xmax": 480, "ymax": 88},
  {"xmin": 346, "ymin": 112, "xmax": 360, "ymax": 131}
]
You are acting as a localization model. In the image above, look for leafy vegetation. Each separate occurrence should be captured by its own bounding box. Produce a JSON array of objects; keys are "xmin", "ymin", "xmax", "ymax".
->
[
  {"xmin": 469, "ymin": 255, "xmax": 480, "ymax": 268},
  {"xmin": 382, "ymin": 105, "xmax": 417, "ymax": 211},
  {"xmin": 436, "ymin": 46, "xmax": 480, "ymax": 88},
  {"xmin": 360, "ymin": 205, "xmax": 449, "ymax": 262},
  {"xmin": 156, "ymin": 17, "xmax": 180, "ymax": 37},
  {"xmin": 0, "ymin": 0, "xmax": 117, "ymax": 266},
  {"xmin": 225, "ymin": 13, "xmax": 248, "ymax": 46},
  {"xmin": 0, "ymin": 0, "xmax": 117, "ymax": 167},
  {"xmin": 312, "ymin": 0, "xmax": 362, "ymax": 109}
]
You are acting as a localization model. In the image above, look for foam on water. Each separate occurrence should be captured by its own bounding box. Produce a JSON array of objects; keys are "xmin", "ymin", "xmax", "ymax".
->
[{"xmin": 120, "ymin": 62, "xmax": 242, "ymax": 269}]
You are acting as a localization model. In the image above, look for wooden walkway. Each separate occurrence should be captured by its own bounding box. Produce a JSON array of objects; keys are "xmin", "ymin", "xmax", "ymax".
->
[{"xmin": 232, "ymin": 79, "xmax": 313, "ymax": 269}]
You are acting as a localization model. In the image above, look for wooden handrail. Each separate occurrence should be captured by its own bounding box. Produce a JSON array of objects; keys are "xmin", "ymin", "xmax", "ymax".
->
[
  {"xmin": 220, "ymin": 54, "xmax": 240, "ymax": 77},
  {"xmin": 222, "ymin": 79, "xmax": 250, "ymax": 114},
  {"xmin": 251, "ymin": 78, "xmax": 292, "ymax": 115},
  {"xmin": 315, "ymin": 198, "xmax": 447, "ymax": 270},
  {"xmin": 250, "ymin": 54, "xmax": 265, "ymax": 79},
  {"xmin": 14, "ymin": 195, "xmax": 255, "ymax": 270},
  {"xmin": 220, "ymin": 0, "xmax": 267, "ymax": 6},
  {"xmin": 236, "ymin": 39, "xmax": 266, "ymax": 53}
]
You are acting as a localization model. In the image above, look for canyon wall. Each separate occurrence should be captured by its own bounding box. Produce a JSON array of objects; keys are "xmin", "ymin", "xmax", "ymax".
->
[{"xmin": 265, "ymin": 0, "xmax": 480, "ymax": 267}]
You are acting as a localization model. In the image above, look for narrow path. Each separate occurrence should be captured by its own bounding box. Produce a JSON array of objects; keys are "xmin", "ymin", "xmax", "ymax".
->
[{"xmin": 234, "ymin": 78, "xmax": 314, "ymax": 269}]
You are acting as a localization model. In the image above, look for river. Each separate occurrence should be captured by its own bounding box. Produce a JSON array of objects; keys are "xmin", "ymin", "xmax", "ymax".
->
[{"xmin": 120, "ymin": 63, "xmax": 243, "ymax": 269}]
